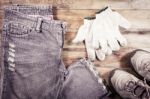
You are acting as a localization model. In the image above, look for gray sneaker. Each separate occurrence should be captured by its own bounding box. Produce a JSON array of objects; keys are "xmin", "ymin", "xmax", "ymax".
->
[
  {"xmin": 130, "ymin": 49, "xmax": 150, "ymax": 81},
  {"xmin": 109, "ymin": 69, "xmax": 150, "ymax": 99}
]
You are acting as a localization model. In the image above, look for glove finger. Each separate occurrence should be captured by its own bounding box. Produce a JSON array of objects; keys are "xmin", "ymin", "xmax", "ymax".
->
[
  {"xmin": 85, "ymin": 41, "xmax": 96, "ymax": 61},
  {"xmin": 105, "ymin": 46, "xmax": 112, "ymax": 55},
  {"xmin": 87, "ymin": 48, "xmax": 96, "ymax": 61},
  {"xmin": 99, "ymin": 39, "xmax": 108, "ymax": 53},
  {"xmin": 91, "ymin": 23, "xmax": 103, "ymax": 49},
  {"xmin": 95, "ymin": 49, "xmax": 105, "ymax": 61},
  {"xmin": 116, "ymin": 35, "xmax": 127, "ymax": 47},
  {"xmin": 72, "ymin": 26, "xmax": 86, "ymax": 43},
  {"xmin": 108, "ymin": 38, "xmax": 120, "ymax": 51},
  {"xmin": 92, "ymin": 32, "xmax": 99, "ymax": 49}
]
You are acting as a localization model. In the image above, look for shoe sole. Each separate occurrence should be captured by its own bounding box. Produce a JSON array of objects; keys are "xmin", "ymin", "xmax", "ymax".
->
[{"xmin": 108, "ymin": 68, "xmax": 124, "ymax": 99}]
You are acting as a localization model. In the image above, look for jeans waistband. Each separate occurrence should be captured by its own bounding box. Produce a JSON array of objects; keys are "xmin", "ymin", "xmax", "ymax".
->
[
  {"xmin": 4, "ymin": 9, "xmax": 66, "ymax": 32},
  {"xmin": 4, "ymin": 4, "xmax": 53, "ymax": 15}
]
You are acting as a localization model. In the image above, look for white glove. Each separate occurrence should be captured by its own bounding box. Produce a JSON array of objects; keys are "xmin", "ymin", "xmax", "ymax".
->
[
  {"xmin": 91, "ymin": 7, "xmax": 130, "ymax": 56},
  {"xmin": 90, "ymin": 8, "xmax": 114, "ymax": 60},
  {"xmin": 72, "ymin": 18, "xmax": 90, "ymax": 43},
  {"xmin": 73, "ymin": 18, "xmax": 106, "ymax": 61},
  {"xmin": 110, "ymin": 11, "xmax": 131, "ymax": 47},
  {"xmin": 73, "ymin": 7, "xmax": 130, "ymax": 61}
]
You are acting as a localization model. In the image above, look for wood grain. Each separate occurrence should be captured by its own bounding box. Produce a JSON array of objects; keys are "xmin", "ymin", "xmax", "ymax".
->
[
  {"xmin": 2, "ymin": 0, "xmax": 150, "ymax": 10},
  {"xmin": 54, "ymin": 9, "xmax": 150, "ymax": 31}
]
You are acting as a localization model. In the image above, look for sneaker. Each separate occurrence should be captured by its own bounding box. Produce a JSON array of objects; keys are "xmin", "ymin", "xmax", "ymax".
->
[
  {"xmin": 109, "ymin": 69, "xmax": 150, "ymax": 99},
  {"xmin": 130, "ymin": 49, "xmax": 150, "ymax": 81}
]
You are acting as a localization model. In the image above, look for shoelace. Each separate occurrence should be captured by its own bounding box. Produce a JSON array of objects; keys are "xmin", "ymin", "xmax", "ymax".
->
[{"xmin": 124, "ymin": 78, "xmax": 150, "ymax": 99}]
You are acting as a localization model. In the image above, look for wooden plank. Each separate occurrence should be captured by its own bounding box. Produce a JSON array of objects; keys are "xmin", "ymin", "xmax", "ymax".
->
[
  {"xmin": 55, "ymin": 9, "xmax": 150, "ymax": 31},
  {"xmin": 0, "ymin": 10, "xmax": 4, "ymax": 18},
  {"xmin": 0, "ymin": 20, "xmax": 2, "ymax": 30},
  {"xmin": 1, "ymin": 8, "xmax": 150, "ymax": 32},
  {"xmin": 0, "ymin": 0, "xmax": 11, "ymax": 8},
  {"xmin": 0, "ymin": 10, "xmax": 4, "ymax": 30},
  {"xmin": 1, "ymin": 3, "xmax": 150, "ymax": 30},
  {"xmin": 6, "ymin": 0, "xmax": 150, "ymax": 10}
]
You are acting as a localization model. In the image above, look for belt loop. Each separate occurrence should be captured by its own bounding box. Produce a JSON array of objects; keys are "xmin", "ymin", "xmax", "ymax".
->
[
  {"xmin": 35, "ymin": 17, "xmax": 43, "ymax": 32},
  {"xmin": 61, "ymin": 22, "xmax": 67, "ymax": 33}
]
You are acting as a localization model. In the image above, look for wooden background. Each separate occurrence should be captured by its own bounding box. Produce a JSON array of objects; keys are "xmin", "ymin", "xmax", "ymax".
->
[{"xmin": 0, "ymin": 0, "xmax": 150, "ymax": 98}]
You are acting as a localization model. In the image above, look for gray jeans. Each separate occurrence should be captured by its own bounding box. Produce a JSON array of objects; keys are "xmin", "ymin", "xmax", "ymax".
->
[
  {"xmin": 59, "ymin": 58, "xmax": 108, "ymax": 99},
  {"xmin": 1, "ymin": 5, "xmax": 66, "ymax": 99},
  {"xmin": 0, "ymin": 5, "xmax": 108, "ymax": 99}
]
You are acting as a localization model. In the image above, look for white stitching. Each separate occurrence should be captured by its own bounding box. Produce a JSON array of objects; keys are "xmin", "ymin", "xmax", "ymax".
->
[
  {"xmin": 8, "ymin": 57, "xmax": 15, "ymax": 63},
  {"xmin": 8, "ymin": 43, "xmax": 16, "ymax": 71},
  {"xmin": 8, "ymin": 67, "xmax": 15, "ymax": 72},
  {"xmin": 9, "ymin": 63, "xmax": 15, "ymax": 68},
  {"xmin": 9, "ymin": 43, "xmax": 15, "ymax": 48},
  {"xmin": 9, "ymin": 48, "xmax": 15, "ymax": 52},
  {"xmin": 8, "ymin": 51, "xmax": 15, "ymax": 57}
]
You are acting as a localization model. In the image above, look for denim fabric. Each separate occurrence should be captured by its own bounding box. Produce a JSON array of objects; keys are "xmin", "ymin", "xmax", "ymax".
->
[
  {"xmin": 4, "ymin": 4, "xmax": 53, "ymax": 20},
  {"xmin": 59, "ymin": 58, "xmax": 108, "ymax": 99},
  {"xmin": 0, "ymin": 4, "xmax": 109, "ymax": 99},
  {"xmin": 1, "ymin": 5, "xmax": 66, "ymax": 99}
]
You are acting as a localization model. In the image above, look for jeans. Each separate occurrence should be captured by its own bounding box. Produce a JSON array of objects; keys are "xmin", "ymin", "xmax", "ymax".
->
[
  {"xmin": 1, "ymin": 5, "xmax": 66, "ymax": 99},
  {"xmin": 0, "ymin": 5, "xmax": 108, "ymax": 99},
  {"xmin": 59, "ymin": 58, "xmax": 108, "ymax": 99}
]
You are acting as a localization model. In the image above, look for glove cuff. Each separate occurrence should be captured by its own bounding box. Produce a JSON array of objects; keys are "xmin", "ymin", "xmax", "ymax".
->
[
  {"xmin": 96, "ymin": 6, "xmax": 108, "ymax": 14},
  {"xmin": 83, "ymin": 17, "xmax": 95, "ymax": 25},
  {"xmin": 84, "ymin": 16, "xmax": 95, "ymax": 20},
  {"xmin": 95, "ymin": 6, "xmax": 112, "ymax": 18}
]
